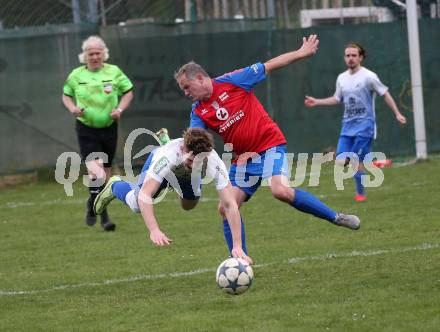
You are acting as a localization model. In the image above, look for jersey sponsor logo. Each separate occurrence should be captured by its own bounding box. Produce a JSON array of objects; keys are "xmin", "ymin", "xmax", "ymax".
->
[
  {"xmin": 153, "ymin": 156, "xmax": 169, "ymax": 175},
  {"xmin": 103, "ymin": 83, "xmax": 113, "ymax": 94},
  {"xmin": 251, "ymin": 63, "xmax": 259, "ymax": 74},
  {"xmin": 219, "ymin": 110, "xmax": 244, "ymax": 133},
  {"xmin": 345, "ymin": 96, "xmax": 366, "ymax": 118},
  {"xmin": 219, "ymin": 92, "xmax": 229, "ymax": 102},
  {"xmin": 346, "ymin": 107, "xmax": 366, "ymax": 117}
]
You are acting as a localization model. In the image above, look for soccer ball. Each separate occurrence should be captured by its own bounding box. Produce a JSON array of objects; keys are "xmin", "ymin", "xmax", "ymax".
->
[{"xmin": 216, "ymin": 257, "xmax": 253, "ymax": 295}]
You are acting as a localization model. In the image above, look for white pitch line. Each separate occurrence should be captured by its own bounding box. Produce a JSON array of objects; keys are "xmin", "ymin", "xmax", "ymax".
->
[
  {"xmin": 0, "ymin": 197, "xmax": 220, "ymax": 210},
  {"xmin": 1, "ymin": 242, "xmax": 438, "ymax": 297},
  {"xmin": 0, "ymin": 198, "xmax": 84, "ymax": 209}
]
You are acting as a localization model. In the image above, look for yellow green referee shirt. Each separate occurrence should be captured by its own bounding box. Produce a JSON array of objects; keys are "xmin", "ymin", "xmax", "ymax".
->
[{"xmin": 63, "ymin": 63, "xmax": 133, "ymax": 128}]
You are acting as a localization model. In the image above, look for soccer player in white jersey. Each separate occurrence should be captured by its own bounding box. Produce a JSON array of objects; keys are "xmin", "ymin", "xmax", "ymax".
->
[
  {"xmin": 93, "ymin": 127, "xmax": 252, "ymax": 264},
  {"xmin": 305, "ymin": 43, "xmax": 407, "ymax": 201}
]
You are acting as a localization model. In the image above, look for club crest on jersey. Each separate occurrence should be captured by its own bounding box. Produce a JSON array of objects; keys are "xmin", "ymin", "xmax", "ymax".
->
[
  {"xmin": 211, "ymin": 101, "xmax": 229, "ymax": 120},
  {"xmin": 216, "ymin": 108, "xmax": 229, "ymax": 120},
  {"xmin": 215, "ymin": 165, "xmax": 227, "ymax": 178},
  {"xmin": 103, "ymin": 83, "xmax": 113, "ymax": 94}
]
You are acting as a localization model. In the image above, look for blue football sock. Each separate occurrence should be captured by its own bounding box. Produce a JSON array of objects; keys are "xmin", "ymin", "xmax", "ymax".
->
[
  {"xmin": 112, "ymin": 181, "xmax": 132, "ymax": 203},
  {"xmin": 223, "ymin": 217, "xmax": 248, "ymax": 255},
  {"xmin": 291, "ymin": 189, "xmax": 337, "ymax": 222},
  {"xmin": 354, "ymin": 171, "xmax": 365, "ymax": 195}
]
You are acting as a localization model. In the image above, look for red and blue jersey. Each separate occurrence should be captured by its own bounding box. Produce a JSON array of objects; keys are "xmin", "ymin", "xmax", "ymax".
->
[{"xmin": 189, "ymin": 63, "xmax": 286, "ymax": 161}]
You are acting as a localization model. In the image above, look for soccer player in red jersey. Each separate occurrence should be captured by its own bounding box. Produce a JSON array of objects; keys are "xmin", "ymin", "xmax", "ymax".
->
[{"xmin": 175, "ymin": 35, "xmax": 360, "ymax": 254}]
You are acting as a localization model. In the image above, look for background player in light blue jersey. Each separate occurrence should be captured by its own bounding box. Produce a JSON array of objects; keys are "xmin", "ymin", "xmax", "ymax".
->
[{"xmin": 305, "ymin": 42, "xmax": 407, "ymax": 201}]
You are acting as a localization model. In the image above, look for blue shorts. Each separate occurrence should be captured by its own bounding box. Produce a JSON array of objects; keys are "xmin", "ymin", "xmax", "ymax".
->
[
  {"xmin": 336, "ymin": 135, "xmax": 372, "ymax": 162},
  {"xmin": 134, "ymin": 151, "xmax": 200, "ymax": 201},
  {"xmin": 229, "ymin": 145, "xmax": 288, "ymax": 200}
]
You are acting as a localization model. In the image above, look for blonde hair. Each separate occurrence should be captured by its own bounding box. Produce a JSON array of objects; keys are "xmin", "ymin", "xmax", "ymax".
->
[
  {"xmin": 78, "ymin": 35, "xmax": 109, "ymax": 63},
  {"xmin": 174, "ymin": 61, "xmax": 209, "ymax": 81}
]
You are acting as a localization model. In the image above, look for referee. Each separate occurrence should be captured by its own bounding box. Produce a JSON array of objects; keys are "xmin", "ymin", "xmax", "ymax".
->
[{"xmin": 62, "ymin": 35, "xmax": 134, "ymax": 231}]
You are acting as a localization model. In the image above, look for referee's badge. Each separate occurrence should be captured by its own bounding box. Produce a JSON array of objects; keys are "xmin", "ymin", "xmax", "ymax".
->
[{"xmin": 103, "ymin": 83, "xmax": 113, "ymax": 94}]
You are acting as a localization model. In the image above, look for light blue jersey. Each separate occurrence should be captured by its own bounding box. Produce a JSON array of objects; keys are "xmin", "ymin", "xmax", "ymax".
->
[{"xmin": 334, "ymin": 67, "xmax": 388, "ymax": 138}]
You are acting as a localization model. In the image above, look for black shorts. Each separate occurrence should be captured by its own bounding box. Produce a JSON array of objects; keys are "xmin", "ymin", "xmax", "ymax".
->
[{"xmin": 75, "ymin": 120, "xmax": 118, "ymax": 168}]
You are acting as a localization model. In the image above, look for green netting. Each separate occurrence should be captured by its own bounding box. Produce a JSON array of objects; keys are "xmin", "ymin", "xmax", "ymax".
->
[
  {"xmin": 100, "ymin": 20, "xmax": 275, "ymax": 161},
  {"xmin": 0, "ymin": 19, "xmax": 439, "ymax": 174},
  {"xmin": 270, "ymin": 21, "xmax": 414, "ymax": 157},
  {"xmin": 0, "ymin": 24, "xmax": 98, "ymax": 174}
]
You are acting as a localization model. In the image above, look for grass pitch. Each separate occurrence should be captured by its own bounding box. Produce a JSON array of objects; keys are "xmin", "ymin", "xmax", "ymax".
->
[{"xmin": 0, "ymin": 158, "xmax": 439, "ymax": 331}]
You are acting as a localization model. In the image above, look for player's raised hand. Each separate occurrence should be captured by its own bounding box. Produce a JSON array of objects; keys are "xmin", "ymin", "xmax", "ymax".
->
[
  {"xmin": 299, "ymin": 34, "xmax": 319, "ymax": 58},
  {"xmin": 150, "ymin": 229, "xmax": 173, "ymax": 246},
  {"xmin": 304, "ymin": 95, "xmax": 317, "ymax": 107},
  {"xmin": 231, "ymin": 247, "xmax": 253, "ymax": 265}
]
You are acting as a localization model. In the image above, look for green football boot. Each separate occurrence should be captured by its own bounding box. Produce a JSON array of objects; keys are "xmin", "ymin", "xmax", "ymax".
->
[
  {"xmin": 155, "ymin": 128, "xmax": 171, "ymax": 145},
  {"xmin": 93, "ymin": 176, "xmax": 121, "ymax": 215}
]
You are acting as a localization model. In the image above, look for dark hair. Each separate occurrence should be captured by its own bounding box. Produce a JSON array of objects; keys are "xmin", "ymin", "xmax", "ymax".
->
[
  {"xmin": 183, "ymin": 128, "xmax": 214, "ymax": 155},
  {"xmin": 345, "ymin": 42, "xmax": 366, "ymax": 59},
  {"xmin": 174, "ymin": 61, "xmax": 210, "ymax": 81}
]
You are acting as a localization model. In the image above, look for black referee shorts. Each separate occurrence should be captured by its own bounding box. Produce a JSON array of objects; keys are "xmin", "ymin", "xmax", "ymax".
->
[{"xmin": 75, "ymin": 120, "xmax": 118, "ymax": 168}]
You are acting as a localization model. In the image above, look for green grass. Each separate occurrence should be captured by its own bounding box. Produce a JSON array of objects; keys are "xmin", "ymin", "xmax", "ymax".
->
[{"xmin": 1, "ymin": 158, "xmax": 439, "ymax": 331}]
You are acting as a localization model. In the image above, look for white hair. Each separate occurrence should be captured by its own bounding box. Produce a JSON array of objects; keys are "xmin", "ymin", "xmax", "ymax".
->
[{"xmin": 78, "ymin": 35, "xmax": 109, "ymax": 63}]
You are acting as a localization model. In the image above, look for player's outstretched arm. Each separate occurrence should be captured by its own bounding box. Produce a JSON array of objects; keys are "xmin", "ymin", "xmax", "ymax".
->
[
  {"xmin": 218, "ymin": 184, "xmax": 253, "ymax": 265},
  {"xmin": 264, "ymin": 34, "xmax": 319, "ymax": 74},
  {"xmin": 383, "ymin": 91, "xmax": 407, "ymax": 124},
  {"xmin": 304, "ymin": 95, "xmax": 339, "ymax": 108},
  {"xmin": 138, "ymin": 177, "xmax": 173, "ymax": 246}
]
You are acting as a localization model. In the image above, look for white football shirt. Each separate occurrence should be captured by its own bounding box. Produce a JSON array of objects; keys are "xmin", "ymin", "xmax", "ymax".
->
[
  {"xmin": 334, "ymin": 66, "xmax": 388, "ymax": 138},
  {"xmin": 146, "ymin": 138, "xmax": 229, "ymax": 191}
]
